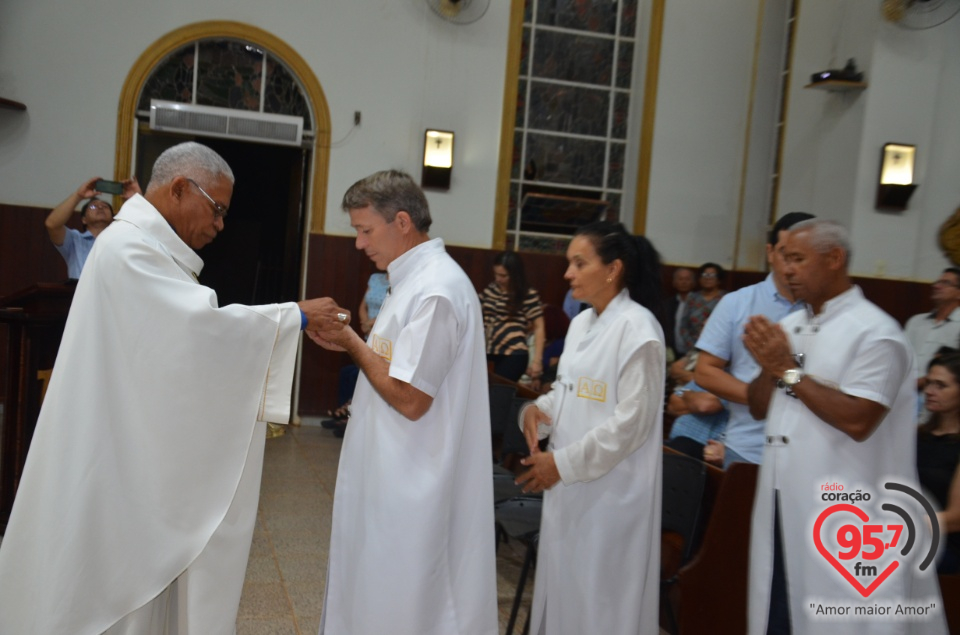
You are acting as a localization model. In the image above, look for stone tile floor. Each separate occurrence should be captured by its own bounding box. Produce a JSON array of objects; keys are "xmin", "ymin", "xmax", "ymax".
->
[
  {"xmin": 0, "ymin": 422, "xmax": 665, "ymax": 634},
  {"xmin": 237, "ymin": 422, "xmax": 534, "ymax": 635}
]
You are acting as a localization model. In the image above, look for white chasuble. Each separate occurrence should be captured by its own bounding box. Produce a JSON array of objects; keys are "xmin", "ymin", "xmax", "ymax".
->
[
  {"xmin": 527, "ymin": 289, "xmax": 664, "ymax": 635},
  {"xmin": 320, "ymin": 238, "xmax": 498, "ymax": 635},
  {"xmin": 0, "ymin": 195, "xmax": 302, "ymax": 634}
]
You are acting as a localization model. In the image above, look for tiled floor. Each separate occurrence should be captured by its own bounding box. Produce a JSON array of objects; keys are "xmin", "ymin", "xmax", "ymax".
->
[{"xmin": 236, "ymin": 422, "xmax": 535, "ymax": 635}]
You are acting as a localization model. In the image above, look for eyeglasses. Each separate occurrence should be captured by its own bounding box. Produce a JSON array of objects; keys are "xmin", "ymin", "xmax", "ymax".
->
[
  {"xmin": 187, "ymin": 179, "xmax": 228, "ymax": 219},
  {"xmin": 700, "ymin": 272, "xmax": 718, "ymax": 279},
  {"xmin": 933, "ymin": 279, "xmax": 960, "ymax": 288},
  {"xmin": 85, "ymin": 203, "xmax": 112, "ymax": 213}
]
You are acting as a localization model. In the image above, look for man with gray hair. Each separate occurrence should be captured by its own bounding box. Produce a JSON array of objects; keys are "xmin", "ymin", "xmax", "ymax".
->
[
  {"xmin": 743, "ymin": 219, "xmax": 946, "ymax": 634},
  {"xmin": 0, "ymin": 141, "xmax": 347, "ymax": 634},
  {"xmin": 309, "ymin": 170, "xmax": 498, "ymax": 635}
]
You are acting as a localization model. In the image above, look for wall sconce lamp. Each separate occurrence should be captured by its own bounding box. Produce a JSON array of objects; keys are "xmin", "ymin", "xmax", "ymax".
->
[
  {"xmin": 422, "ymin": 129, "xmax": 454, "ymax": 190},
  {"xmin": 876, "ymin": 142, "xmax": 918, "ymax": 211}
]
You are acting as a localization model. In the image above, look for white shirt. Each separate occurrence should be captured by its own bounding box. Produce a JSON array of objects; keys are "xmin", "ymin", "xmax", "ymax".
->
[
  {"xmin": 748, "ymin": 286, "xmax": 946, "ymax": 635},
  {"xmin": 320, "ymin": 238, "xmax": 498, "ymax": 635},
  {"xmin": 904, "ymin": 306, "xmax": 960, "ymax": 379}
]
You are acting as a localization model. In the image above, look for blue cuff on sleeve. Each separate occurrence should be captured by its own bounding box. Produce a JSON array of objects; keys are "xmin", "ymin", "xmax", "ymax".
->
[{"xmin": 300, "ymin": 309, "xmax": 308, "ymax": 331}]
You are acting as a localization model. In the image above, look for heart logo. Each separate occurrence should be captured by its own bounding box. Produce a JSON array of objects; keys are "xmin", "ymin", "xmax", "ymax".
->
[{"xmin": 813, "ymin": 503, "xmax": 899, "ymax": 598}]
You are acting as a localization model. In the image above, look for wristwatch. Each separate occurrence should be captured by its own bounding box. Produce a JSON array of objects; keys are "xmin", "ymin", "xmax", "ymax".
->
[{"xmin": 781, "ymin": 368, "xmax": 804, "ymax": 387}]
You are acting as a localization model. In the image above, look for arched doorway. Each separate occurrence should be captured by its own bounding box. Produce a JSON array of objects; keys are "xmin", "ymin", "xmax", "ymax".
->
[{"xmin": 114, "ymin": 22, "xmax": 331, "ymax": 306}]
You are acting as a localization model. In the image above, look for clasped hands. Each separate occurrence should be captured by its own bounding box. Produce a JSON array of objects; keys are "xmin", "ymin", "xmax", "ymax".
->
[
  {"xmin": 515, "ymin": 404, "xmax": 561, "ymax": 494},
  {"xmin": 742, "ymin": 315, "xmax": 795, "ymax": 378},
  {"xmin": 297, "ymin": 297, "xmax": 357, "ymax": 352}
]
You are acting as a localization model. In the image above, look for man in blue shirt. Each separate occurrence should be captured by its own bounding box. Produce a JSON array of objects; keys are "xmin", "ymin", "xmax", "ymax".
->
[
  {"xmin": 45, "ymin": 176, "xmax": 140, "ymax": 278},
  {"xmin": 693, "ymin": 212, "xmax": 813, "ymax": 467}
]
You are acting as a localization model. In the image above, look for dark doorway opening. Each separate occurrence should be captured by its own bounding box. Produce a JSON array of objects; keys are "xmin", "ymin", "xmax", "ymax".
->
[{"xmin": 136, "ymin": 132, "xmax": 309, "ymax": 306}]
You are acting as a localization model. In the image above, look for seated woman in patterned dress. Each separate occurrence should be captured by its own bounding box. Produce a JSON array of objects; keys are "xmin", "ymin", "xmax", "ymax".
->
[
  {"xmin": 480, "ymin": 252, "xmax": 545, "ymax": 384},
  {"xmin": 677, "ymin": 261, "xmax": 726, "ymax": 355}
]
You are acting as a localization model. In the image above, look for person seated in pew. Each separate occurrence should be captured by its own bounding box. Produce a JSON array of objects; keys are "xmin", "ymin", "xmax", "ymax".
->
[
  {"xmin": 665, "ymin": 380, "xmax": 729, "ymax": 466},
  {"xmin": 481, "ymin": 251, "xmax": 546, "ymax": 384},
  {"xmin": 920, "ymin": 351, "xmax": 960, "ymax": 572},
  {"xmin": 676, "ymin": 262, "xmax": 726, "ymax": 355},
  {"xmin": 533, "ymin": 303, "xmax": 570, "ymax": 392},
  {"xmin": 664, "ymin": 266, "xmax": 696, "ymax": 359}
]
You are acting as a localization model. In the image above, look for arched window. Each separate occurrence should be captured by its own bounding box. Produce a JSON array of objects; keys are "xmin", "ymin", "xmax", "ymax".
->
[
  {"xmin": 117, "ymin": 22, "xmax": 331, "ymax": 235},
  {"xmin": 137, "ymin": 39, "xmax": 313, "ymax": 132}
]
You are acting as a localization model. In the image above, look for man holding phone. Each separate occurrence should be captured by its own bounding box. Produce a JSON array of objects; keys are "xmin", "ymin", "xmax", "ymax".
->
[{"xmin": 45, "ymin": 175, "xmax": 141, "ymax": 278}]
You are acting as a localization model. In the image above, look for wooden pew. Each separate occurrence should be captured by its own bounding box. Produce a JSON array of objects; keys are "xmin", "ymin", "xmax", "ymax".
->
[
  {"xmin": 675, "ymin": 461, "xmax": 758, "ymax": 635},
  {"xmin": 939, "ymin": 574, "xmax": 960, "ymax": 634}
]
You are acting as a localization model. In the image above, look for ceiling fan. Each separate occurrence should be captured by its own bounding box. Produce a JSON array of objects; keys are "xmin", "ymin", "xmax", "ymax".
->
[
  {"xmin": 881, "ymin": 0, "xmax": 960, "ymax": 29},
  {"xmin": 424, "ymin": 0, "xmax": 491, "ymax": 25}
]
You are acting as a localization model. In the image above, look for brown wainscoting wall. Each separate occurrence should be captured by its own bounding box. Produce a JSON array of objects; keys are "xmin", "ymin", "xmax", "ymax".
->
[
  {"xmin": 0, "ymin": 203, "xmax": 938, "ymax": 416},
  {"xmin": 0, "ymin": 204, "xmax": 73, "ymax": 297},
  {"xmin": 298, "ymin": 237, "xmax": 935, "ymax": 415}
]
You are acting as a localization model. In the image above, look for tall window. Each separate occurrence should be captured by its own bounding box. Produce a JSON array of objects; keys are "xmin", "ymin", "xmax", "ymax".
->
[
  {"xmin": 507, "ymin": 0, "xmax": 639, "ymax": 253},
  {"xmin": 137, "ymin": 40, "xmax": 312, "ymax": 133},
  {"xmin": 769, "ymin": 0, "xmax": 799, "ymax": 223}
]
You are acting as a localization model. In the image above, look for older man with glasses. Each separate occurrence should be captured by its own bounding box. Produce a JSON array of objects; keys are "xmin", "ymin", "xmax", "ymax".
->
[
  {"xmin": 44, "ymin": 175, "xmax": 142, "ymax": 278},
  {"xmin": 905, "ymin": 267, "xmax": 960, "ymax": 390},
  {"xmin": 0, "ymin": 141, "xmax": 349, "ymax": 634}
]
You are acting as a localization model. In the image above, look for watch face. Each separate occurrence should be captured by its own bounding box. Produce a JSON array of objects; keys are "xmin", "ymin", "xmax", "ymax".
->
[{"xmin": 783, "ymin": 369, "xmax": 802, "ymax": 386}]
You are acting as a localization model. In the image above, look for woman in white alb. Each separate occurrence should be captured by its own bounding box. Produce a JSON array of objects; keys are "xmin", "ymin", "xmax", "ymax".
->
[{"xmin": 517, "ymin": 221, "xmax": 666, "ymax": 635}]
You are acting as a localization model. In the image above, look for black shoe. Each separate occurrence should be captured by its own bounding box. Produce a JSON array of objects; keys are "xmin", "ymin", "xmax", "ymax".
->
[{"xmin": 333, "ymin": 422, "xmax": 348, "ymax": 438}]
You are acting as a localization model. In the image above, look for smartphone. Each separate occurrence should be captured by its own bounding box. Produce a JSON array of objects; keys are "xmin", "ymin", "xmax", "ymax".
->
[{"xmin": 94, "ymin": 179, "xmax": 125, "ymax": 195}]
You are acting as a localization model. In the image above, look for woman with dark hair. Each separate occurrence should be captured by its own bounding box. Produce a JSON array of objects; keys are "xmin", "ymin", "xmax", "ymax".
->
[
  {"xmin": 918, "ymin": 351, "xmax": 960, "ymax": 571},
  {"xmin": 677, "ymin": 261, "xmax": 726, "ymax": 353},
  {"xmin": 480, "ymin": 251, "xmax": 546, "ymax": 382},
  {"xmin": 516, "ymin": 221, "xmax": 664, "ymax": 635}
]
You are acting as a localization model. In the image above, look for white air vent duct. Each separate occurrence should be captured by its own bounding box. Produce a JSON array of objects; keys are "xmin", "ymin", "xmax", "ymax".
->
[{"xmin": 149, "ymin": 99, "xmax": 304, "ymax": 147}]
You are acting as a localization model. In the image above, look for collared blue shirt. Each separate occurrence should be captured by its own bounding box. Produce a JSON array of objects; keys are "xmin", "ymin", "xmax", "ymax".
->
[
  {"xmin": 694, "ymin": 274, "xmax": 803, "ymax": 463},
  {"xmin": 54, "ymin": 227, "xmax": 96, "ymax": 279}
]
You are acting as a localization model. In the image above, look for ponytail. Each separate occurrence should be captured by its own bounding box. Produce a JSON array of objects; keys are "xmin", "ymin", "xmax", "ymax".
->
[{"xmin": 574, "ymin": 222, "xmax": 666, "ymax": 330}]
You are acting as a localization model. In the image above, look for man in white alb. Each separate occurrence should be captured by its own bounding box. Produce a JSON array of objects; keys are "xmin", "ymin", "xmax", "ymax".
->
[
  {"xmin": 309, "ymin": 170, "xmax": 498, "ymax": 635},
  {"xmin": 0, "ymin": 142, "xmax": 348, "ymax": 635},
  {"xmin": 743, "ymin": 219, "xmax": 946, "ymax": 635}
]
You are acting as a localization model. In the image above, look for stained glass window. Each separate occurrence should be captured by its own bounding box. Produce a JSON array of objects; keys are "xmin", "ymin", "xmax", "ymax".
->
[
  {"xmin": 137, "ymin": 39, "xmax": 312, "ymax": 131},
  {"xmin": 507, "ymin": 0, "xmax": 639, "ymax": 252}
]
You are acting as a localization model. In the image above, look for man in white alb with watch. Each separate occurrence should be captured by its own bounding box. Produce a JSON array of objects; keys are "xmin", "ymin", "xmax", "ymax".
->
[{"xmin": 743, "ymin": 219, "xmax": 945, "ymax": 635}]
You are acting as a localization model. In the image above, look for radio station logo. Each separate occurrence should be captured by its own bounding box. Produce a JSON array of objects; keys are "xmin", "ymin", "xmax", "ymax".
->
[{"xmin": 813, "ymin": 481, "xmax": 939, "ymax": 600}]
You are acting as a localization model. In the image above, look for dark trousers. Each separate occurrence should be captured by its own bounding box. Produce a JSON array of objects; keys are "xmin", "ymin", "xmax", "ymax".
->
[
  {"xmin": 337, "ymin": 364, "xmax": 359, "ymax": 407},
  {"xmin": 767, "ymin": 493, "xmax": 792, "ymax": 634},
  {"xmin": 488, "ymin": 352, "xmax": 528, "ymax": 382}
]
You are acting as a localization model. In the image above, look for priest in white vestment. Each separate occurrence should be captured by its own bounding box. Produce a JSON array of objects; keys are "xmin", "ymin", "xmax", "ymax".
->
[
  {"xmin": 309, "ymin": 170, "xmax": 498, "ymax": 635},
  {"xmin": 0, "ymin": 142, "xmax": 348, "ymax": 635}
]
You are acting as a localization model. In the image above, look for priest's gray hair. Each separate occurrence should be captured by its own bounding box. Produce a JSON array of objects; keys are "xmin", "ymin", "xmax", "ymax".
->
[
  {"xmin": 791, "ymin": 218, "xmax": 852, "ymax": 266},
  {"xmin": 341, "ymin": 170, "xmax": 432, "ymax": 233},
  {"xmin": 145, "ymin": 142, "xmax": 235, "ymax": 193}
]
